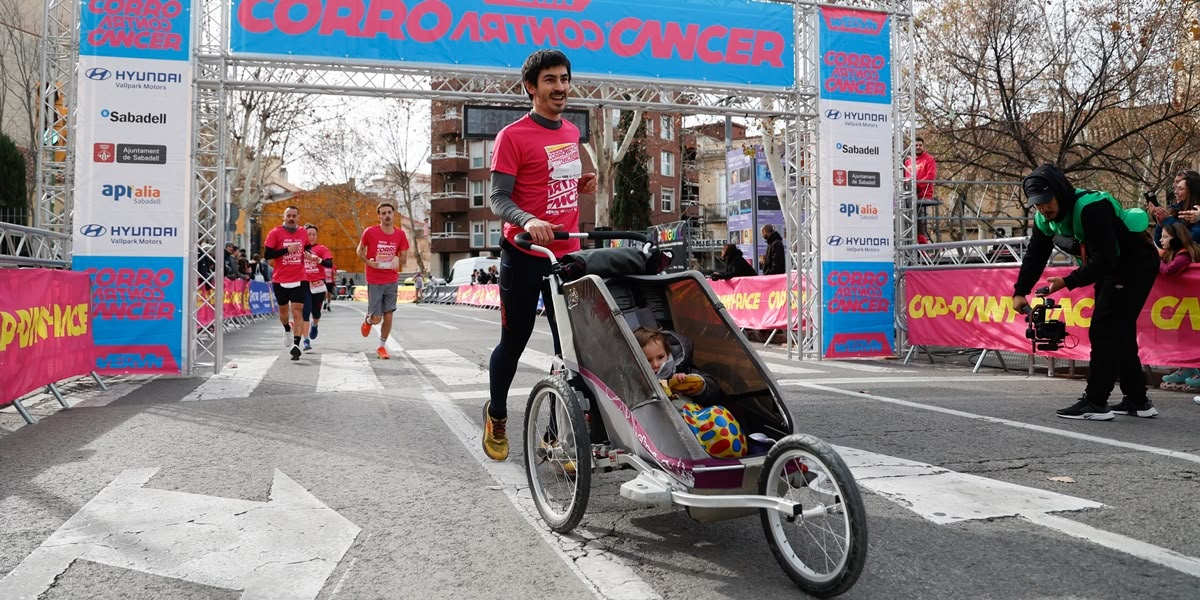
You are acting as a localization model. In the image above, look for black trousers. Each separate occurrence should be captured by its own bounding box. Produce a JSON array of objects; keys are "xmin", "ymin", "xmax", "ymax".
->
[
  {"xmin": 1083, "ymin": 251, "xmax": 1160, "ymax": 403},
  {"xmin": 488, "ymin": 240, "xmax": 563, "ymax": 419}
]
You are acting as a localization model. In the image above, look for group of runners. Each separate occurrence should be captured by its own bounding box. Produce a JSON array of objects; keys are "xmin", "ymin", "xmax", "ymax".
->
[{"xmin": 261, "ymin": 201, "xmax": 409, "ymax": 361}]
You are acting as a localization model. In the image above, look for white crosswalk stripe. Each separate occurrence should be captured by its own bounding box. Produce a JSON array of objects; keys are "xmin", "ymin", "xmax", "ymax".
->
[
  {"xmin": 406, "ymin": 348, "xmax": 489, "ymax": 386},
  {"xmin": 761, "ymin": 361, "xmax": 823, "ymax": 375},
  {"xmin": 316, "ymin": 352, "xmax": 383, "ymax": 393},
  {"xmin": 182, "ymin": 356, "xmax": 277, "ymax": 402}
]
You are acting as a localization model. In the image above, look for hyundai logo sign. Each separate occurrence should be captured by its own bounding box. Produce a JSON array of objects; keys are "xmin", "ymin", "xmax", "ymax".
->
[
  {"xmin": 85, "ymin": 67, "xmax": 111, "ymax": 81},
  {"xmin": 824, "ymin": 109, "xmax": 841, "ymax": 120},
  {"xmin": 826, "ymin": 235, "xmax": 843, "ymax": 246},
  {"xmin": 80, "ymin": 224, "xmax": 107, "ymax": 237}
]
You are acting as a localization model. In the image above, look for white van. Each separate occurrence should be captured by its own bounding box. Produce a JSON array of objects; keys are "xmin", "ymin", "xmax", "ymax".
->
[{"xmin": 447, "ymin": 256, "xmax": 501, "ymax": 286}]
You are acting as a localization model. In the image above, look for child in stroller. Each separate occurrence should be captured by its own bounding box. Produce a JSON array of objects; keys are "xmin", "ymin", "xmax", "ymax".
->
[{"xmin": 633, "ymin": 326, "xmax": 748, "ymax": 458}]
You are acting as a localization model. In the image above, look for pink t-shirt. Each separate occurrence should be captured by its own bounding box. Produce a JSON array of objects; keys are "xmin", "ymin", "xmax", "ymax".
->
[
  {"xmin": 265, "ymin": 225, "xmax": 309, "ymax": 284},
  {"xmin": 360, "ymin": 225, "xmax": 409, "ymax": 284},
  {"xmin": 491, "ymin": 114, "xmax": 582, "ymax": 258},
  {"xmin": 305, "ymin": 244, "xmax": 333, "ymax": 282}
]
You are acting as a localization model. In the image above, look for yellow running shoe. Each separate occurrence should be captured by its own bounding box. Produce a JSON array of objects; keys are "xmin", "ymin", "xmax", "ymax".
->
[
  {"xmin": 540, "ymin": 439, "xmax": 576, "ymax": 475},
  {"xmin": 482, "ymin": 401, "xmax": 509, "ymax": 461}
]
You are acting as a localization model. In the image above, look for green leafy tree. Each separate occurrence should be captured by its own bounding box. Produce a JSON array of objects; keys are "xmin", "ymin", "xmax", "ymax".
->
[
  {"xmin": 610, "ymin": 113, "xmax": 650, "ymax": 231},
  {"xmin": 0, "ymin": 132, "xmax": 27, "ymax": 214}
]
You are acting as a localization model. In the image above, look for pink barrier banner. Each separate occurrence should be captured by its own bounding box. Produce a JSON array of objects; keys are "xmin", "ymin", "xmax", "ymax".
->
[
  {"xmin": 456, "ymin": 284, "xmax": 500, "ymax": 308},
  {"xmin": 709, "ymin": 275, "xmax": 795, "ymax": 330},
  {"xmin": 906, "ymin": 266, "xmax": 1200, "ymax": 367},
  {"xmin": 224, "ymin": 278, "xmax": 248, "ymax": 319},
  {"xmin": 0, "ymin": 269, "xmax": 96, "ymax": 403}
]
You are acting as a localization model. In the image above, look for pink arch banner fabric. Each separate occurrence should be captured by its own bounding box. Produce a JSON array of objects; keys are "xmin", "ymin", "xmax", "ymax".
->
[
  {"xmin": 229, "ymin": 0, "xmax": 796, "ymax": 88},
  {"xmin": 905, "ymin": 267, "xmax": 1200, "ymax": 367}
]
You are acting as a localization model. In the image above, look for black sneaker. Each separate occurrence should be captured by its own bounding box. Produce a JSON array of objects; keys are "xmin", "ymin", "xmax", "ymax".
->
[
  {"xmin": 1109, "ymin": 397, "xmax": 1159, "ymax": 418},
  {"xmin": 1056, "ymin": 396, "xmax": 1114, "ymax": 421},
  {"xmin": 290, "ymin": 344, "xmax": 302, "ymax": 361}
]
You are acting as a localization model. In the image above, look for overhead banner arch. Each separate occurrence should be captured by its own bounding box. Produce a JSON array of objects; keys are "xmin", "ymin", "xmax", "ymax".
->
[{"xmin": 38, "ymin": 0, "xmax": 916, "ymax": 373}]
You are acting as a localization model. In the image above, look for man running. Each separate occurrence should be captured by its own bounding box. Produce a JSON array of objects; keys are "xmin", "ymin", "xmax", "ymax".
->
[
  {"xmin": 357, "ymin": 201, "xmax": 409, "ymax": 359},
  {"xmin": 482, "ymin": 49, "xmax": 597, "ymax": 460},
  {"xmin": 264, "ymin": 206, "xmax": 312, "ymax": 361},
  {"xmin": 301, "ymin": 224, "xmax": 333, "ymax": 351}
]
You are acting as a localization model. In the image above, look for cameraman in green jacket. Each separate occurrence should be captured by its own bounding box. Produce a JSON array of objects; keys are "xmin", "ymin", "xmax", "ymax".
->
[{"xmin": 1012, "ymin": 164, "xmax": 1160, "ymax": 421}]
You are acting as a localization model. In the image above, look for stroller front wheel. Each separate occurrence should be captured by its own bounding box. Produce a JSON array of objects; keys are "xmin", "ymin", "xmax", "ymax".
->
[
  {"xmin": 758, "ymin": 434, "xmax": 868, "ymax": 597},
  {"xmin": 523, "ymin": 375, "xmax": 592, "ymax": 533}
]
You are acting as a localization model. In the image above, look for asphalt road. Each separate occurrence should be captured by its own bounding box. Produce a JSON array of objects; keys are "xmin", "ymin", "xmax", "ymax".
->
[{"xmin": 2, "ymin": 299, "xmax": 1199, "ymax": 599}]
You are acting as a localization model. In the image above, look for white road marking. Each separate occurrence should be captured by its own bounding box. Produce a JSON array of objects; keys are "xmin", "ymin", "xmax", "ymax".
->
[
  {"xmin": 182, "ymin": 356, "xmax": 277, "ymax": 402},
  {"xmin": 417, "ymin": 305, "xmax": 552, "ymax": 336},
  {"xmin": 406, "ymin": 349, "xmax": 489, "ymax": 386},
  {"xmin": 387, "ymin": 337, "xmax": 660, "ymax": 600},
  {"xmin": 836, "ymin": 445, "xmax": 1200, "ymax": 579},
  {"xmin": 803, "ymin": 383, "xmax": 1200, "ymax": 466},
  {"xmin": 447, "ymin": 387, "xmax": 532, "ymax": 401},
  {"xmin": 431, "ymin": 321, "xmax": 458, "ymax": 330},
  {"xmin": 762, "ymin": 362, "xmax": 823, "ymax": 375},
  {"xmin": 1025, "ymin": 513, "xmax": 1200, "ymax": 579},
  {"xmin": 779, "ymin": 375, "xmax": 1005, "ymax": 386},
  {"xmin": 821, "ymin": 360, "xmax": 915, "ymax": 373},
  {"xmin": 835, "ymin": 446, "xmax": 1102, "ymax": 525},
  {"xmin": 0, "ymin": 468, "xmax": 360, "ymax": 600},
  {"xmin": 317, "ymin": 353, "xmax": 383, "ymax": 393},
  {"xmin": 516, "ymin": 347, "xmax": 555, "ymax": 373}
]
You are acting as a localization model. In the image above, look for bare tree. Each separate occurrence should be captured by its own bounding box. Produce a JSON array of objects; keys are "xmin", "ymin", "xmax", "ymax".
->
[
  {"xmin": 295, "ymin": 116, "xmax": 378, "ymax": 244},
  {"xmin": 915, "ymin": 0, "xmax": 1200, "ymax": 198},
  {"xmin": 375, "ymin": 99, "xmax": 431, "ymax": 275},
  {"xmin": 0, "ymin": 2, "xmax": 43, "ymax": 190},
  {"xmin": 582, "ymin": 87, "xmax": 647, "ymax": 228},
  {"xmin": 226, "ymin": 74, "xmax": 319, "ymax": 248}
]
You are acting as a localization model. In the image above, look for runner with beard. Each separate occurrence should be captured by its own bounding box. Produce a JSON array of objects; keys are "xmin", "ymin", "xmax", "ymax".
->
[{"xmin": 264, "ymin": 206, "xmax": 312, "ymax": 361}]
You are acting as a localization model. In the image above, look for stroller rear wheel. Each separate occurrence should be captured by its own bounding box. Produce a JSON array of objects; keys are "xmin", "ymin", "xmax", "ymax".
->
[
  {"xmin": 758, "ymin": 434, "xmax": 867, "ymax": 598},
  {"xmin": 523, "ymin": 375, "xmax": 592, "ymax": 533}
]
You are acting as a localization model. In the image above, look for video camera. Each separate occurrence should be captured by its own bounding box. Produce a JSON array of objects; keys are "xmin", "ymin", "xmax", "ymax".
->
[{"xmin": 1022, "ymin": 286, "xmax": 1068, "ymax": 352}]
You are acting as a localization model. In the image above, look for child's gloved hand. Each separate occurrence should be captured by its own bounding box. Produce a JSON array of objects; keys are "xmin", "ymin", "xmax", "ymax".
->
[{"xmin": 668, "ymin": 374, "xmax": 706, "ymax": 397}]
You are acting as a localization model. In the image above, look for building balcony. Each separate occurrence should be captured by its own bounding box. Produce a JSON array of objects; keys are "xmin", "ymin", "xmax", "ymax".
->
[
  {"xmin": 432, "ymin": 116, "xmax": 463, "ymax": 138},
  {"xmin": 430, "ymin": 193, "xmax": 469, "ymax": 214},
  {"xmin": 430, "ymin": 232, "xmax": 469, "ymax": 253},
  {"xmin": 430, "ymin": 151, "xmax": 470, "ymax": 173}
]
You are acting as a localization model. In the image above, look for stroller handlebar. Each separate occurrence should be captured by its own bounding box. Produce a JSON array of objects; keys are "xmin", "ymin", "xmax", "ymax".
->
[{"xmin": 513, "ymin": 231, "xmax": 652, "ymax": 261}]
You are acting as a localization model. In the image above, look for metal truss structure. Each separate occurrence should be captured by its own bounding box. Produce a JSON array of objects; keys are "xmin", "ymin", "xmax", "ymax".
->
[
  {"xmin": 35, "ymin": 0, "xmax": 76, "ymax": 236},
  {"xmin": 37, "ymin": 0, "xmax": 915, "ymax": 372}
]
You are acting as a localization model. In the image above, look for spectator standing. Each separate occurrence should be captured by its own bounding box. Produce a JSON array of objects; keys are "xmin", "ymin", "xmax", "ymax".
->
[
  {"xmin": 760, "ymin": 224, "xmax": 785, "ymax": 275},
  {"xmin": 263, "ymin": 206, "xmax": 312, "ymax": 361},
  {"xmin": 711, "ymin": 244, "xmax": 757, "ymax": 280},
  {"xmin": 1151, "ymin": 170, "xmax": 1200, "ymax": 246},
  {"xmin": 482, "ymin": 49, "xmax": 597, "ymax": 461},
  {"xmin": 903, "ymin": 136, "xmax": 938, "ymax": 243},
  {"xmin": 413, "ymin": 271, "xmax": 424, "ymax": 302},
  {"xmin": 223, "ymin": 242, "xmax": 239, "ymax": 280},
  {"xmin": 1156, "ymin": 221, "xmax": 1200, "ymax": 393},
  {"xmin": 357, "ymin": 201, "xmax": 409, "ymax": 359},
  {"xmin": 1012, "ymin": 164, "xmax": 1160, "ymax": 420},
  {"xmin": 301, "ymin": 224, "xmax": 334, "ymax": 351}
]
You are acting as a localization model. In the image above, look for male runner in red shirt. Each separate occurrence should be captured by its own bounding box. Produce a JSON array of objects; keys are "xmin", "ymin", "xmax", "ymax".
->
[
  {"xmin": 357, "ymin": 201, "xmax": 409, "ymax": 359},
  {"xmin": 264, "ymin": 206, "xmax": 315, "ymax": 361},
  {"xmin": 482, "ymin": 49, "xmax": 597, "ymax": 460}
]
